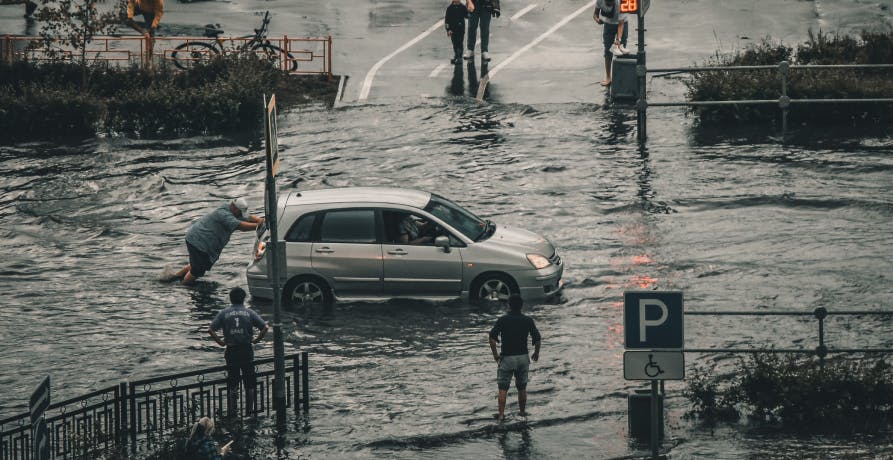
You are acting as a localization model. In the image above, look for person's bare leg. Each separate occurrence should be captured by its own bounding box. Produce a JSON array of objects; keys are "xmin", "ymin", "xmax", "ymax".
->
[
  {"xmin": 518, "ymin": 389, "xmax": 528, "ymax": 416},
  {"xmin": 181, "ymin": 270, "xmax": 196, "ymax": 285},
  {"xmin": 601, "ymin": 55, "xmax": 613, "ymax": 86},
  {"xmin": 497, "ymin": 389, "xmax": 508, "ymax": 422},
  {"xmin": 174, "ymin": 264, "xmax": 190, "ymax": 279}
]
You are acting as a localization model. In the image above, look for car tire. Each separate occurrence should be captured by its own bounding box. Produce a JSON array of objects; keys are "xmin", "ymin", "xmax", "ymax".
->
[
  {"xmin": 283, "ymin": 276, "xmax": 334, "ymax": 308},
  {"xmin": 470, "ymin": 273, "xmax": 518, "ymax": 305}
]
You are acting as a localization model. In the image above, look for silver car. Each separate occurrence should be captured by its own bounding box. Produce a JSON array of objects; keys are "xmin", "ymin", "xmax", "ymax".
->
[{"xmin": 246, "ymin": 187, "xmax": 564, "ymax": 307}]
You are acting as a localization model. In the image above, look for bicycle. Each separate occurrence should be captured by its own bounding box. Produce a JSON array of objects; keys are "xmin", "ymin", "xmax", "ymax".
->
[{"xmin": 170, "ymin": 11, "xmax": 297, "ymax": 71}]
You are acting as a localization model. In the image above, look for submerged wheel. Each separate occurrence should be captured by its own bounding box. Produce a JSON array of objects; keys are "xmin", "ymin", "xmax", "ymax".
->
[
  {"xmin": 471, "ymin": 273, "xmax": 518, "ymax": 305},
  {"xmin": 283, "ymin": 276, "xmax": 333, "ymax": 308},
  {"xmin": 251, "ymin": 44, "xmax": 298, "ymax": 71},
  {"xmin": 171, "ymin": 41, "xmax": 218, "ymax": 70}
]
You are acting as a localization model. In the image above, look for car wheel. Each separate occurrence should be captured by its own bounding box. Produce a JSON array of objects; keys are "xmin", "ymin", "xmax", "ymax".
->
[
  {"xmin": 283, "ymin": 276, "xmax": 333, "ymax": 308},
  {"xmin": 471, "ymin": 273, "xmax": 517, "ymax": 305}
]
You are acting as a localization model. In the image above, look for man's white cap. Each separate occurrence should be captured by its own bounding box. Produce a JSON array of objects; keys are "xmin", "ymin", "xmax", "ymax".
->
[{"xmin": 232, "ymin": 197, "xmax": 249, "ymax": 215}]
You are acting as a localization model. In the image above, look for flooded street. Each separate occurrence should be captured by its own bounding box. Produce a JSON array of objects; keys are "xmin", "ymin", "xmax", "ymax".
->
[{"xmin": 2, "ymin": 0, "xmax": 893, "ymax": 458}]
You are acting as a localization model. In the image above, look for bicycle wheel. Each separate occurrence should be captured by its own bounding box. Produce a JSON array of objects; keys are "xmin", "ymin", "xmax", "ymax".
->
[
  {"xmin": 251, "ymin": 44, "xmax": 298, "ymax": 72},
  {"xmin": 171, "ymin": 42, "xmax": 218, "ymax": 70}
]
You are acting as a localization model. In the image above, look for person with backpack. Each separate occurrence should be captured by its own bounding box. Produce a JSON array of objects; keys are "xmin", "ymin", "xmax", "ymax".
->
[{"xmin": 593, "ymin": 0, "xmax": 630, "ymax": 86}]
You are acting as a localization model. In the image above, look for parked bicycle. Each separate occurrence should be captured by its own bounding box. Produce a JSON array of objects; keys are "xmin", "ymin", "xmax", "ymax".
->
[{"xmin": 171, "ymin": 11, "xmax": 297, "ymax": 71}]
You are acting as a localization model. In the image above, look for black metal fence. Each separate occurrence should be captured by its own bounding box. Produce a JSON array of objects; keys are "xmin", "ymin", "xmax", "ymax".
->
[{"xmin": 0, "ymin": 352, "xmax": 309, "ymax": 459}]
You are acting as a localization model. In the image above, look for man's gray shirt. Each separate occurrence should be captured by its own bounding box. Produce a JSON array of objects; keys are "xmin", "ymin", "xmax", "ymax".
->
[
  {"xmin": 210, "ymin": 304, "xmax": 266, "ymax": 346},
  {"xmin": 596, "ymin": 0, "xmax": 628, "ymax": 24},
  {"xmin": 185, "ymin": 204, "xmax": 245, "ymax": 263}
]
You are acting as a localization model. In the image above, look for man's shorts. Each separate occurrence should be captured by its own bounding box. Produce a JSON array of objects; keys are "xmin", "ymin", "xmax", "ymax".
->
[
  {"xmin": 496, "ymin": 354, "xmax": 530, "ymax": 391},
  {"xmin": 602, "ymin": 21, "xmax": 628, "ymax": 58},
  {"xmin": 186, "ymin": 241, "xmax": 213, "ymax": 277},
  {"xmin": 133, "ymin": 7, "xmax": 156, "ymax": 35}
]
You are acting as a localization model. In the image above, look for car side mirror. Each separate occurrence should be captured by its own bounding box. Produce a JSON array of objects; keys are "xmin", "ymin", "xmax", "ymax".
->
[{"xmin": 434, "ymin": 236, "xmax": 451, "ymax": 253}]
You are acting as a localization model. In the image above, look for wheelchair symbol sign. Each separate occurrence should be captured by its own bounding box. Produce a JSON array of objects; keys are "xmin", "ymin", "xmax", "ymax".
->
[{"xmin": 624, "ymin": 351, "xmax": 684, "ymax": 380}]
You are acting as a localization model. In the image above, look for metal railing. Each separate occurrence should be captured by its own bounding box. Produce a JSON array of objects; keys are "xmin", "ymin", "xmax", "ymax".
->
[
  {"xmin": 0, "ymin": 352, "xmax": 309, "ymax": 460},
  {"xmin": 644, "ymin": 62, "xmax": 893, "ymax": 135},
  {"xmin": 684, "ymin": 308, "xmax": 893, "ymax": 362},
  {"xmin": 1, "ymin": 34, "xmax": 333, "ymax": 78}
]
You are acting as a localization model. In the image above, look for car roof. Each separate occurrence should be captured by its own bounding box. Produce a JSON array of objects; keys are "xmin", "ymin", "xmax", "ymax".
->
[{"xmin": 285, "ymin": 187, "xmax": 431, "ymax": 209}]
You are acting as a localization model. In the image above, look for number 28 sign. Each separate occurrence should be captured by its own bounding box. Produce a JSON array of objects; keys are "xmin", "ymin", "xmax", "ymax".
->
[{"xmin": 619, "ymin": 0, "xmax": 637, "ymax": 13}]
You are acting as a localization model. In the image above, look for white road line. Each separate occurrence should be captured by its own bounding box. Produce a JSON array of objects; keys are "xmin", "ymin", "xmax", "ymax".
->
[
  {"xmin": 359, "ymin": 20, "xmax": 444, "ymax": 101},
  {"xmin": 477, "ymin": 0, "xmax": 596, "ymax": 100},
  {"xmin": 429, "ymin": 63, "xmax": 449, "ymax": 78},
  {"xmin": 511, "ymin": 4, "xmax": 538, "ymax": 21}
]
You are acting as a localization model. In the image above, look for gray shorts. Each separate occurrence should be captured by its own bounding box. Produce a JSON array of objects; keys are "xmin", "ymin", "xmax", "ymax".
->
[{"xmin": 496, "ymin": 354, "xmax": 530, "ymax": 391}]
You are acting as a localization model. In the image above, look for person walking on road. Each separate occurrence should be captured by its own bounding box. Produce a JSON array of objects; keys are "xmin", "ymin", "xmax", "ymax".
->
[
  {"xmin": 209, "ymin": 287, "xmax": 269, "ymax": 416},
  {"xmin": 173, "ymin": 198, "xmax": 264, "ymax": 284},
  {"xmin": 593, "ymin": 0, "xmax": 630, "ymax": 86},
  {"xmin": 488, "ymin": 294, "xmax": 541, "ymax": 422},
  {"xmin": 445, "ymin": 0, "xmax": 469, "ymax": 65},
  {"xmin": 465, "ymin": 0, "xmax": 500, "ymax": 62}
]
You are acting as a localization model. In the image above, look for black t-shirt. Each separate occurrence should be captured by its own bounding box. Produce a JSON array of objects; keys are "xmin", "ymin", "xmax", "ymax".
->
[
  {"xmin": 445, "ymin": 3, "xmax": 467, "ymax": 31},
  {"xmin": 489, "ymin": 311, "xmax": 541, "ymax": 356}
]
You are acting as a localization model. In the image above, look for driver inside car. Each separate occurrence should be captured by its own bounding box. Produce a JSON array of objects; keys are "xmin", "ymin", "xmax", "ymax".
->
[{"xmin": 398, "ymin": 214, "xmax": 436, "ymax": 245}]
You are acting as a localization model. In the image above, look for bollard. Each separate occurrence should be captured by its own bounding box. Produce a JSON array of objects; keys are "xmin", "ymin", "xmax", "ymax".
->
[
  {"xmin": 610, "ymin": 57, "xmax": 639, "ymax": 101},
  {"xmin": 628, "ymin": 389, "xmax": 663, "ymax": 442}
]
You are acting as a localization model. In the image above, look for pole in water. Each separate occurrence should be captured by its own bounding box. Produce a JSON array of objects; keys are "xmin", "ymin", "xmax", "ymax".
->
[{"xmin": 650, "ymin": 379, "xmax": 659, "ymax": 459}]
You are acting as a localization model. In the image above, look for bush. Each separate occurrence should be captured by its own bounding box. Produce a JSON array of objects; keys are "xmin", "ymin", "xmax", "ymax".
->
[
  {"xmin": 0, "ymin": 56, "xmax": 335, "ymax": 142},
  {"xmin": 684, "ymin": 31, "xmax": 893, "ymax": 126},
  {"xmin": 685, "ymin": 353, "xmax": 893, "ymax": 433}
]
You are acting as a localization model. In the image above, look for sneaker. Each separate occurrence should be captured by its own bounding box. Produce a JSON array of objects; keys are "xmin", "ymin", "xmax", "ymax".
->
[
  {"xmin": 25, "ymin": 1, "xmax": 37, "ymax": 17},
  {"xmin": 463, "ymin": 49, "xmax": 473, "ymax": 60},
  {"xmin": 481, "ymin": 52, "xmax": 491, "ymax": 61},
  {"xmin": 609, "ymin": 43, "xmax": 623, "ymax": 57},
  {"xmin": 620, "ymin": 45, "xmax": 633, "ymax": 55}
]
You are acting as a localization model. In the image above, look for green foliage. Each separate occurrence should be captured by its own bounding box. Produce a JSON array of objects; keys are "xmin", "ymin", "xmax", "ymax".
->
[
  {"xmin": 685, "ymin": 31, "xmax": 893, "ymax": 126},
  {"xmin": 0, "ymin": 55, "xmax": 334, "ymax": 142},
  {"xmin": 33, "ymin": 0, "xmax": 120, "ymax": 67},
  {"xmin": 685, "ymin": 353, "xmax": 893, "ymax": 433}
]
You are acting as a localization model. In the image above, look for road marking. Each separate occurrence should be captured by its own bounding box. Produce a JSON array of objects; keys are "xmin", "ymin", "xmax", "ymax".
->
[
  {"xmin": 359, "ymin": 20, "xmax": 444, "ymax": 101},
  {"xmin": 334, "ymin": 75, "xmax": 346, "ymax": 107},
  {"xmin": 511, "ymin": 4, "xmax": 538, "ymax": 21},
  {"xmin": 477, "ymin": 0, "xmax": 596, "ymax": 100},
  {"xmin": 429, "ymin": 63, "xmax": 448, "ymax": 78}
]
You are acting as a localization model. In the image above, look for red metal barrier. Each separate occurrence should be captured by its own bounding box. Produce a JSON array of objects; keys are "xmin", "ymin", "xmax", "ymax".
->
[{"xmin": 0, "ymin": 35, "xmax": 332, "ymax": 76}]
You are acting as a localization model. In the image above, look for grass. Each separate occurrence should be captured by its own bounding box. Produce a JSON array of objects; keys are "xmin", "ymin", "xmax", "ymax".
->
[
  {"xmin": 684, "ymin": 30, "xmax": 893, "ymax": 126},
  {"xmin": 0, "ymin": 57, "xmax": 338, "ymax": 142},
  {"xmin": 685, "ymin": 353, "xmax": 893, "ymax": 433}
]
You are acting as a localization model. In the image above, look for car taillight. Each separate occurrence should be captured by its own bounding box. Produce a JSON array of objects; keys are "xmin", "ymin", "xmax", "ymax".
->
[{"xmin": 254, "ymin": 241, "xmax": 267, "ymax": 261}]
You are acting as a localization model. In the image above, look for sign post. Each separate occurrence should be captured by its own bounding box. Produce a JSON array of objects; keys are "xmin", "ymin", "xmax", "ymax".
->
[
  {"xmin": 263, "ymin": 94, "xmax": 286, "ymax": 429},
  {"xmin": 29, "ymin": 376, "xmax": 50, "ymax": 460},
  {"xmin": 623, "ymin": 291, "xmax": 683, "ymax": 460}
]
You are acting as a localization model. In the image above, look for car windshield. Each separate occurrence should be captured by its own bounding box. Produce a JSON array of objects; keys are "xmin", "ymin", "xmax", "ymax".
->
[{"xmin": 424, "ymin": 194, "xmax": 489, "ymax": 241}]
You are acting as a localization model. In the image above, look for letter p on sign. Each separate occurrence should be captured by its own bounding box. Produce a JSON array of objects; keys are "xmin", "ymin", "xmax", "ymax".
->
[{"xmin": 624, "ymin": 292, "xmax": 684, "ymax": 349}]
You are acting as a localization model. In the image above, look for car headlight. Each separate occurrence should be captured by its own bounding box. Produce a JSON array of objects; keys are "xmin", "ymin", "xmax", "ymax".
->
[
  {"xmin": 254, "ymin": 241, "xmax": 267, "ymax": 261},
  {"xmin": 526, "ymin": 254, "xmax": 551, "ymax": 270}
]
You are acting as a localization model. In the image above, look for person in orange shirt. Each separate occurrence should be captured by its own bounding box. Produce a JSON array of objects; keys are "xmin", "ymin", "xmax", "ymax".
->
[
  {"xmin": 126, "ymin": 0, "xmax": 163, "ymax": 64},
  {"xmin": 126, "ymin": 0, "xmax": 164, "ymax": 36}
]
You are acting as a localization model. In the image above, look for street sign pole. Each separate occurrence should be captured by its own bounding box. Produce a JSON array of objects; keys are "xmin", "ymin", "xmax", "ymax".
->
[
  {"xmin": 263, "ymin": 94, "xmax": 286, "ymax": 429},
  {"xmin": 650, "ymin": 379, "xmax": 659, "ymax": 459},
  {"xmin": 636, "ymin": 4, "xmax": 647, "ymax": 143}
]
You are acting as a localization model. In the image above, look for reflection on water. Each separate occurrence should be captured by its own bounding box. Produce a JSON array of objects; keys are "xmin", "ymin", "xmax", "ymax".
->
[{"xmin": 1, "ymin": 100, "xmax": 891, "ymax": 458}]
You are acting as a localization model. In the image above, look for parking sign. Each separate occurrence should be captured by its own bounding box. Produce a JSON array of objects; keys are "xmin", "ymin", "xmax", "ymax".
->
[{"xmin": 623, "ymin": 291, "xmax": 684, "ymax": 349}]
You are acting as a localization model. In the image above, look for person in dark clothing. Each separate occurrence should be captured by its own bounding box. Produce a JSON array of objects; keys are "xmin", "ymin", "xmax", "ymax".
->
[
  {"xmin": 444, "ymin": 0, "xmax": 469, "ymax": 64},
  {"xmin": 209, "ymin": 287, "xmax": 269, "ymax": 416},
  {"xmin": 465, "ymin": 0, "xmax": 499, "ymax": 62},
  {"xmin": 184, "ymin": 417, "xmax": 230, "ymax": 460},
  {"xmin": 488, "ymin": 294, "xmax": 541, "ymax": 422},
  {"xmin": 0, "ymin": 0, "xmax": 38, "ymax": 19}
]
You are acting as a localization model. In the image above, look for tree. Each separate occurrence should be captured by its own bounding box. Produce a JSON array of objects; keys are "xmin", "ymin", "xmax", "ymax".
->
[{"xmin": 34, "ymin": 0, "xmax": 120, "ymax": 85}]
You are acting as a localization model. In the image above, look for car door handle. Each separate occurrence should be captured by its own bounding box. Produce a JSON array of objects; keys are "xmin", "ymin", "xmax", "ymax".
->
[
  {"xmin": 315, "ymin": 247, "xmax": 335, "ymax": 253},
  {"xmin": 387, "ymin": 249, "xmax": 408, "ymax": 255}
]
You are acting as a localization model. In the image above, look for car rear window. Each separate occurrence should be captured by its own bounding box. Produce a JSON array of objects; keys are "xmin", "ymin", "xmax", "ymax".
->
[{"xmin": 319, "ymin": 210, "xmax": 377, "ymax": 244}]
